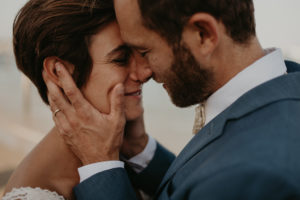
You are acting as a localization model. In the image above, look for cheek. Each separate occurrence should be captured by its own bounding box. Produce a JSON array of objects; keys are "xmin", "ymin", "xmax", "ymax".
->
[
  {"xmin": 150, "ymin": 52, "xmax": 173, "ymax": 73},
  {"xmin": 82, "ymin": 74, "xmax": 126, "ymax": 114},
  {"xmin": 82, "ymin": 76, "xmax": 110, "ymax": 114}
]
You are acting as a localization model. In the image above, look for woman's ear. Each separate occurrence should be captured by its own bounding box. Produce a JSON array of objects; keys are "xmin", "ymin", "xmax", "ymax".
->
[
  {"xmin": 43, "ymin": 57, "xmax": 61, "ymax": 87},
  {"xmin": 43, "ymin": 57, "xmax": 75, "ymax": 87}
]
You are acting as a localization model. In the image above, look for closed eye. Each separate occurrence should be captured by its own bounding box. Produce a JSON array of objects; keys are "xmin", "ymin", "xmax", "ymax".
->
[
  {"xmin": 112, "ymin": 50, "xmax": 132, "ymax": 66},
  {"xmin": 138, "ymin": 50, "xmax": 149, "ymax": 58}
]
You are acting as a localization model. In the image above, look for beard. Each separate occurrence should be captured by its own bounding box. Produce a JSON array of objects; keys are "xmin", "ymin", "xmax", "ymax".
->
[{"xmin": 162, "ymin": 43, "xmax": 214, "ymax": 107}]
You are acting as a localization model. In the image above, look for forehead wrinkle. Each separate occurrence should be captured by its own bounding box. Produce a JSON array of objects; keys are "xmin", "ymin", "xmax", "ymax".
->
[{"xmin": 106, "ymin": 44, "xmax": 129, "ymax": 58}]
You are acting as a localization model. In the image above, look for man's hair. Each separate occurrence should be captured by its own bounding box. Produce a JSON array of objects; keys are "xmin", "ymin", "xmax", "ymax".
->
[
  {"xmin": 13, "ymin": 0, "xmax": 115, "ymax": 104},
  {"xmin": 137, "ymin": 0, "xmax": 256, "ymax": 44}
]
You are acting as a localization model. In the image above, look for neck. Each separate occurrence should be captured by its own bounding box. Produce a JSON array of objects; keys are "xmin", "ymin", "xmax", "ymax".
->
[{"xmin": 212, "ymin": 37, "xmax": 265, "ymax": 92}]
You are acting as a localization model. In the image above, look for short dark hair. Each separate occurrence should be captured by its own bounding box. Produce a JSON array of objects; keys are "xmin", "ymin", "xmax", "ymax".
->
[
  {"xmin": 137, "ymin": 0, "xmax": 256, "ymax": 44},
  {"xmin": 13, "ymin": 0, "xmax": 115, "ymax": 104}
]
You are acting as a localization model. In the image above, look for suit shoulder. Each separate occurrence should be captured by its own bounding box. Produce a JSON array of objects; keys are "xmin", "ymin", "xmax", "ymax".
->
[
  {"xmin": 285, "ymin": 60, "xmax": 300, "ymax": 73},
  {"xmin": 233, "ymin": 98, "xmax": 300, "ymax": 130}
]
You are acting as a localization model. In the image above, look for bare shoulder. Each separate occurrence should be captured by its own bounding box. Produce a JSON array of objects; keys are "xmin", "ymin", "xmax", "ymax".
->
[{"xmin": 4, "ymin": 128, "xmax": 81, "ymax": 199}]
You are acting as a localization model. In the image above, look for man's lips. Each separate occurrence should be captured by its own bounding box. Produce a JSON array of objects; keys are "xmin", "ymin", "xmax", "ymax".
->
[
  {"xmin": 152, "ymin": 75, "xmax": 163, "ymax": 84},
  {"xmin": 125, "ymin": 89, "xmax": 142, "ymax": 96}
]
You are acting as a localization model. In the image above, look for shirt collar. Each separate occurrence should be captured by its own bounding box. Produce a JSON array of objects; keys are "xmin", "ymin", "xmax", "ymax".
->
[
  {"xmin": 205, "ymin": 48, "xmax": 287, "ymax": 125},
  {"xmin": 193, "ymin": 48, "xmax": 287, "ymax": 134}
]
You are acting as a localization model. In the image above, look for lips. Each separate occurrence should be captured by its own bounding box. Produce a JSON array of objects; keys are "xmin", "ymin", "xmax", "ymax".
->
[
  {"xmin": 152, "ymin": 75, "xmax": 163, "ymax": 84},
  {"xmin": 125, "ymin": 89, "xmax": 142, "ymax": 96}
]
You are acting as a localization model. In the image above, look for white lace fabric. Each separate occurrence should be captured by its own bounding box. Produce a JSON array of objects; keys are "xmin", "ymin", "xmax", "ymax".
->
[{"xmin": 2, "ymin": 187, "xmax": 65, "ymax": 200}]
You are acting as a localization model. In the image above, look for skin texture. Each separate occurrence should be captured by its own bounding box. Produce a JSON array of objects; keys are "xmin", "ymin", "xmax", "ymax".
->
[
  {"xmin": 82, "ymin": 22, "xmax": 144, "ymax": 120},
  {"xmin": 113, "ymin": 0, "xmax": 265, "ymax": 106},
  {"xmin": 4, "ymin": 128, "xmax": 80, "ymax": 199},
  {"xmin": 4, "ymin": 22, "xmax": 147, "ymax": 198},
  {"xmin": 113, "ymin": 0, "xmax": 217, "ymax": 107}
]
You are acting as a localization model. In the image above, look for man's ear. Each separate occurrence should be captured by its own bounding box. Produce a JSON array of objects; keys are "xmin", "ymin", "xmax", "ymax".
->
[
  {"xmin": 182, "ymin": 13, "xmax": 221, "ymax": 56},
  {"xmin": 43, "ymin": 57, "xmax": 75, "ymax": 87}
]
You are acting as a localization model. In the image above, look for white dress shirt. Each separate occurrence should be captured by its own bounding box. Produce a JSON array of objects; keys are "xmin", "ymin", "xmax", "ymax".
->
[
  {"xmin": 193, "ymin": 48, "xmax": 287, "ymax": 134},
  {"xmin": 79, "ymin": 48, "xmax": 287, "ymax": 183},
  {"xmin": 78, "ymin": 135, "xmax": 156, "ymax": 182},
  {"xmin": 204, "ymin": 48, "xmax": 286, "ymax": 126}
]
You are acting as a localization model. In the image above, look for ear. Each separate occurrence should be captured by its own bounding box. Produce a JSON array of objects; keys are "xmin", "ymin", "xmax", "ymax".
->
[
  {"xmin": 43, "ymin": 57, "xmax": 75, "ymax": 87},
  {"xmin": 182, "ymin": 13, "xmax": 221, "ymax": 56}
]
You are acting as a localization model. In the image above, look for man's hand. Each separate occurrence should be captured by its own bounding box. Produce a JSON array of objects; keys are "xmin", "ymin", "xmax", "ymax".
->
[
  {"xmin": 43, "ymin": 62, "xmax": 126, "ymax": 165},
  {"xmin": 121, "ymin": 116, "xmax": 149, "ymax": 159}
]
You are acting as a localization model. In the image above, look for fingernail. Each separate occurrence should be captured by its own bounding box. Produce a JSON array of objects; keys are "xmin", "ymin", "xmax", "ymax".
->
[
  {"xmin": 117, "ymin": 84, "xmax": 124, "ymax": 95},
  {"xmin": 55, "ymin": 62, "xmax": 62, "ymax": 74}
]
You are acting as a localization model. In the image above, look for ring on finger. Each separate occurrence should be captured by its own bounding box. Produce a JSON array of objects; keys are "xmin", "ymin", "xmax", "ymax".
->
[{"xmin": 53, "ymin": 109, "xmax": 62, "ymax": 117}]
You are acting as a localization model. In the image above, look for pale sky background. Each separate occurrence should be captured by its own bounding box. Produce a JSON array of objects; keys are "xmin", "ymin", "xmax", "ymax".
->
[{"xmin": 0, "ymin": 0, "xmax": 300, "ymax": 54}]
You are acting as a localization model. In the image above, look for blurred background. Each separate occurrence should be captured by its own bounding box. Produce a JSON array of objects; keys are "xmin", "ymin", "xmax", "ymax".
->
[{"xmin": 0, "ymin": 0, "xmax": 299, "ymax": 196}]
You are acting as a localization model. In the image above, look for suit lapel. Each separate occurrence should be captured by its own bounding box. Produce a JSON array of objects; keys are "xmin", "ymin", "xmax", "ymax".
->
[
  {"xmin": 156, "ymin": 70, "xmax": 300, "ymax": 195},
  {"xmin": 157, "ymin": 113, "xmax": 228, "ymax": 193}
]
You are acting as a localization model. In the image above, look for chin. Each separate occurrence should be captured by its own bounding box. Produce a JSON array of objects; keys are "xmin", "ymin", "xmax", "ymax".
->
[{"xmin": 125, "ymin": 106, "xmax": 144, "ymax": 121}]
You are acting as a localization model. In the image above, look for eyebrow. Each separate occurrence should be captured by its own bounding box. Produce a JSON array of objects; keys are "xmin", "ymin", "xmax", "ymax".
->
[
  {"xmin": 124, "ymin": 42, "xmax": 148, "ymax": 51},
  {"xmin": 106, "ymin": 44, "xmax": 130, "ymax": 59}
]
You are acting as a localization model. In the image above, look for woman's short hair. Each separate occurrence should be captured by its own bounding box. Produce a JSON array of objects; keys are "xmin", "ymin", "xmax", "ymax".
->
[{"xmin": 13, "ymin": 0, "xmax": 115, "ymax": 104}]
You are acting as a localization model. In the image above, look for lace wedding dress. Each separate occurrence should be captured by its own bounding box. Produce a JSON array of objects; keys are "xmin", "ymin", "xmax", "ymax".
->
[{"xmin": 2, "ymin": 187, "xmax": 65, "ymax": 200}]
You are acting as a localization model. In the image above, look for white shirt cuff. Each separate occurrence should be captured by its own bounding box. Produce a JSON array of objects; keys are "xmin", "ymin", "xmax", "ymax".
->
[
  {"xmin": 78, "ymin": 161, "xmax": 124, "ymax": 183},
  {"xmin": 127, "ymin": 135, "xmax": 157, "ymax": 173}
]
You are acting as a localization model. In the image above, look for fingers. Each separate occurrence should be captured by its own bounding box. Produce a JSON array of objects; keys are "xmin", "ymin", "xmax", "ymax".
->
[
  {"xmin": 55, "ymin": 62, "xmax": 89, "ymax": 113},
  {"xmin": 43, "ymin": 70, "xmax": 73, "ymax": 116},
  {"xmin": 48, "ymin": 94, "xmax": 73, "ymax": 136},
  {"xmin": 110, "ymin": 83, "xmax": 125, "ymax": 119},
  {"xmin": 43, "ymin": 69, "xmax": 75, "ymax": 136}
]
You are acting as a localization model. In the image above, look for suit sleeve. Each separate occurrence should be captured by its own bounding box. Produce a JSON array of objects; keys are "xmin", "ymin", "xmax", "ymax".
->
[
  {"xmin": 127, "ymin": 142, "xmax": 176, "ymax": 196},
  {"xmin": 74, "ymin": 168, "xmax": 137, "ymax": 200},
  {"xmin": 73, "ymin": 143, "xmax": 175, "ymax": 199}
]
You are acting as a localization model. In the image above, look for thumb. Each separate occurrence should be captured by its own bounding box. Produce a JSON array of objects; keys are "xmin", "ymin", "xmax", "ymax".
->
[{"xmin": 110, "ymin": 83, "xmax": 125, "ymax": 118}]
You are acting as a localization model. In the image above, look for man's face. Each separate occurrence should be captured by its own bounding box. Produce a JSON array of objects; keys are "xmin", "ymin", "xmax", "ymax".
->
[{"xmin": 114, "ymin": 0, "xmax": 214, "ymax": 107}]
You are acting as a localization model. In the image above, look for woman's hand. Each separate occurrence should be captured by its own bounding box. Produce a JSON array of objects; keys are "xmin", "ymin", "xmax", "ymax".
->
[{"xmin": 43, "ymin": 62, "xmax": 126, "ymax": 165}]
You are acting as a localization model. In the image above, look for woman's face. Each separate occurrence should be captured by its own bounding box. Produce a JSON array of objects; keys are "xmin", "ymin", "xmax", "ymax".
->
[{"xmin": 82, "ymin": 22, "xmax": 143, "ymax": 121}]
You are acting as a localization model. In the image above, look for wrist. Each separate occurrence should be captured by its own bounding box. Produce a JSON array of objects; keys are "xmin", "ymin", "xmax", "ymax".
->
[
  {"xmin": 122, "ymin": 134, "xmax": 148, "ymax": 159},
  {"xmin": 81, "ymin": 152, "xmax": 120, "ymax": 166}
]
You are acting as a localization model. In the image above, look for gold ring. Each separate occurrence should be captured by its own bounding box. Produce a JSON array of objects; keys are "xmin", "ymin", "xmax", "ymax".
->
[{"xmin": 53, "ymin": 109, "xmax": 61, "ymax": 117}]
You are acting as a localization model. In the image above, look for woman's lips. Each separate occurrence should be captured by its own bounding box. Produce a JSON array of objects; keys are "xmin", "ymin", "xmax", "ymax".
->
[{"xmin": 125, "ymin": 90, "xmax": 142, "ymax": 96}]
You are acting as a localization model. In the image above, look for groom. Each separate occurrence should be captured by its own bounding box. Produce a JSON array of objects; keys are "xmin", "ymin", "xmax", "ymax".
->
[{"xmin": 44, "ymin": 0, "xmax": 300, "ymax": 199}]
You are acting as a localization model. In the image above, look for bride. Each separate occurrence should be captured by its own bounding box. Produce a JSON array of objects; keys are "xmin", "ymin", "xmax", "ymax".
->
[{"xmin": 3, "ymin": 0, "xmax": 147, "ymax": 199}]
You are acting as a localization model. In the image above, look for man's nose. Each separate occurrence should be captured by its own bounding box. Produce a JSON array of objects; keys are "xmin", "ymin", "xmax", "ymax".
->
[{"xmin": 129, "ymin": 54, "xmax": 153, "ymax": 83}]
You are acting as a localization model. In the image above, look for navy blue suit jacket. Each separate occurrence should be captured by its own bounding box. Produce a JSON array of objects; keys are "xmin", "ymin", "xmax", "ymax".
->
[{"xmin": 74, "ymin": 61, "xmax": 300, "ymax": 199}]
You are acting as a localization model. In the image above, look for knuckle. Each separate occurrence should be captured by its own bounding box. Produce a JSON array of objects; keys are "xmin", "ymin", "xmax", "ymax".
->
[
  {"xmin": 68, "ymin": 117, "xmax": 80, "ymax": 129},
  {"xmin": 77, "ymin": 104, "xmax": 92, "ymax": 119},
  {"xmin": 65, "ymin": 88, "xmax": 76, "ymax": 98},
  {"xmin": 49, "ymin": 93, "xmax": 59, "ymax": 104},
  {"xmin": 51, "ymin": 106, "xmax": 56, "ymax": 113},
  {"xmin": 114, "ymin": 121, "xmax": 125, "ymax": 133},
  {"xmin": 62, "ymin": 126, "xmax": 72, "ymax": 137}
]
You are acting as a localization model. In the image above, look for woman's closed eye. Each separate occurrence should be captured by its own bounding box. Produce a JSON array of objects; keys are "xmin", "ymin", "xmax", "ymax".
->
[{"xmin": 112, "ymin": 50, "xmax": 131, "ymax": 66}]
